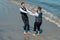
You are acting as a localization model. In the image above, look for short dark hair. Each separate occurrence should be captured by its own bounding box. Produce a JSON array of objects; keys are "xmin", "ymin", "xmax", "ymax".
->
[
  {"xmin": 38, "ymin": 6, "xmax": 42, "ymax": 10},
  {"xmin": 21, "ymin": 2, "xmax": 25, "ymax": 5}
]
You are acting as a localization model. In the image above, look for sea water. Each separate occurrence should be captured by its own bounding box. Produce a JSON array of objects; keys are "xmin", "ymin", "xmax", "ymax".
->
[
  {"xmin": 23, "ymin": 0, "xmax": 60, "ymax": 18},
  {"xmin": 0, "ymin": 0, "xmax": 60, "ymax": 26},
  {"xmin": 13, "ymin": 0, "xmax": 60, "ymax": 27}
]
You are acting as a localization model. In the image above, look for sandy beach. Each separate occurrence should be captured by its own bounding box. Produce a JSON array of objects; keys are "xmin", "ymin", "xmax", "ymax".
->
[{"xmin": 0, "ymin": 0, "xmax": 60, "ymax": 40}]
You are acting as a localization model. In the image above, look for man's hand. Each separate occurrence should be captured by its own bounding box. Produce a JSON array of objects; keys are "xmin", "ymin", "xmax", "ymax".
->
[
  {"xmin": 31, "ymin": 9, "xmax": 36, "ymax": 13},
  {"xmin": 31, "ymin": 10, "xmax": 35, "ymax": 13}
]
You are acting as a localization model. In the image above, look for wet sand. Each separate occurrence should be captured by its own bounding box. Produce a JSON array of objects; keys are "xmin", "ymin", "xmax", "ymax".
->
[{"xmin": 0, "ymin": 0, "xmax": 60, "ymax": 40}]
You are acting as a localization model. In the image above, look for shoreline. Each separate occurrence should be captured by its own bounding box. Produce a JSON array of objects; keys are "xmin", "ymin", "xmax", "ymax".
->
[{"xmin": 11, "ymin": 0, "xmax": 60, "ymax": 27}]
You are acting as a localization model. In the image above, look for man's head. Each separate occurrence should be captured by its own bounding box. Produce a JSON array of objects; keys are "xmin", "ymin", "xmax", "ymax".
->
[{"xmin": 21, "ymin": 2, "xmax": 25, "ymax": 7}]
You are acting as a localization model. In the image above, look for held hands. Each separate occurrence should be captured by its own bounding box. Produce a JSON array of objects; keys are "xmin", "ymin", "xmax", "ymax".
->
[
  {"xmin": 27, "ymin": 10, "xmax": 35, "ymax": 14},
  {"xmin": 26, "ymin": 9, "xmax": 36, "ymax": 14},
  {"xmin": 31, "ymin": 10, "xmax": 35, "ymax": 13},
  {"xmin": 31, "ymin": 8, "xmax": 36, "ymax": 14}
]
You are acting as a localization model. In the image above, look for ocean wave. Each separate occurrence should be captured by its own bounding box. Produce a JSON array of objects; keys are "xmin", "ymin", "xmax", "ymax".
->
[
  {"xmin": 42, "ymin": 9, "xmax": 60, "ymax": 27},
  {"xmin": 40, "ymin": 2, "xmax": 60, "ymax": 9},
  {"xmin": 11, "ymin": 0, "xmax": 60, "ymax": 27}
]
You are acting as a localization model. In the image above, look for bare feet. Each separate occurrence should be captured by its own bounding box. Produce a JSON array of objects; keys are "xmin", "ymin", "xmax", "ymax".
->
[
  {"xmin": 24, "ymin": 34, "xmax": 26, "ymax": 40},
  {"xmin": 28, "ymin": 31, "xmax": 31, "ymax": 35},
  {"xmin": 37, "ymin": 34, "xmax": 40, "ymax": 40},
  {"xmin": 33, "ymin": 34, "xmax": 36, "ymax": 37},
  {"xmin": 24, "ymin": 31, "xmax": 27, "ymax": 35}
]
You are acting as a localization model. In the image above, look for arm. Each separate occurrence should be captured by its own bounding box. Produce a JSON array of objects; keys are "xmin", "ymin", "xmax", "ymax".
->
[
  {"xmin": 27, "ymin": 9, "xmax": 38, "ymax": 16},
  {"xmin": 33, "ymin": 12, "xmax": 39, "ymax": 16},
  {"xmin": 19, "ymin": 8, "xmax": 27, "ymax": 13},
  {"xmin": 26, "ymin": 9, "xmax": 33, "ymax": 15}
]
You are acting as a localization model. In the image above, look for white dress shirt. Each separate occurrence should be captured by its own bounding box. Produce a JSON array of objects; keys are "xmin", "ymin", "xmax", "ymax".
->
[{"xmin": 19, "ymin": 8, "xmax": 39, "ymax": 16}]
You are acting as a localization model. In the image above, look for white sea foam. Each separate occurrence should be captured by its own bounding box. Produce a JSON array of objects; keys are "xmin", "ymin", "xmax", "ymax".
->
[
  {"xmin": 11, "ymin": 0, "xmax": 60, "ymax": 27},
  {"xmin": 42, "ymin": 9, "xmax": 60, "ymax": 27}
]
